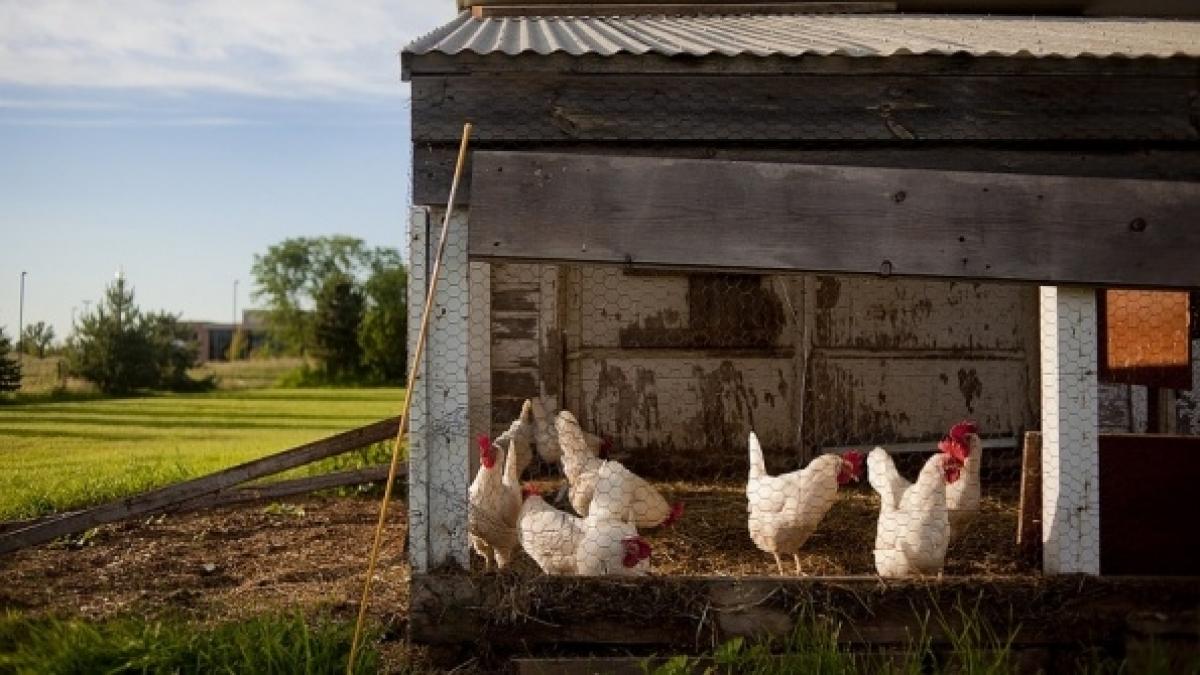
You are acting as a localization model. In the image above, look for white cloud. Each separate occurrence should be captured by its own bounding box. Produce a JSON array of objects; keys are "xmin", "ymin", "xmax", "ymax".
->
[
  {"xmin": 0, "ymin": 0, "xmax": 453, "ymax": 98},
  {"xmin": 0, "ymin": 115, "xmax": 255, "ymax": 127}
]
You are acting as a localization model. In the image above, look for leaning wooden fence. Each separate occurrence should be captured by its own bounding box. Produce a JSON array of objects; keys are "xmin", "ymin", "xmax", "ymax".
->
[{"xmin": 0, "ymin": 417, "xmax": 403, "ymax": 555}]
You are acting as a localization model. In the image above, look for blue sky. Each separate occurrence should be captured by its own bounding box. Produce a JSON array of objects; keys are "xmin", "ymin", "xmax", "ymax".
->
[{"xmin": 0, "ymin": 0, "xmax": 452, "ymax": 339}]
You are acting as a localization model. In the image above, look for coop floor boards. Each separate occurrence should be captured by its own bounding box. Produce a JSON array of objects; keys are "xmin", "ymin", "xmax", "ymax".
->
[{"xmin": 410, "ymin": 575, "xmax": 1200, "ymax": 652}]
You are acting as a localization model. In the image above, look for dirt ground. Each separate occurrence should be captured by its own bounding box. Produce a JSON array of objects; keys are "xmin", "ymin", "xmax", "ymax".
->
[
  {"xmin": 509, "ymin": 480, "xmax": 1027, "ymax": 578},
  {"xmin": 0, "ymin": 480, "xmax": 1025, "ymax": 635},
  {"xmin": 0, "ymin": 495, "xmax": 410, "ymax": 626}
]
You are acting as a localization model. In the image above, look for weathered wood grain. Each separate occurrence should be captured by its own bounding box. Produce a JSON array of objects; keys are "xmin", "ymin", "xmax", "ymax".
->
[
  {"xmin": 1017, "ymin": 431, "xmax": 1042, "ymax": 569},
  {"xmin": 413, "ymin": 144, "xmax": 1200, "ymax": 205},
  {"xmin": 167, "ymin": 464, "xmax": 398, "ymax": 512},
  {"xmin": 468, "ymin": 151, "xmax": 1200, "ymax": 288},
  {"xmin": 0, "ymin": 417, "xmax": 400, "ymax": 555},
  {"xmin": 0, "ymin": 464, "xmax": 401, "ymax": 535},
  {"xmin": 410, "ymin": 574, "xmax": 1200, "ymax": 649},
  {"xmin": 411, "ymin": 74, "xmax": 1197, "ymax": 143}
]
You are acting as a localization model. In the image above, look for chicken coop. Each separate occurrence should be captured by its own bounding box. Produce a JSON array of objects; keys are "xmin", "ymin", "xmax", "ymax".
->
[{"xmin": 400, "ymin": 5, "xmax": 1200, "ymax": 663}]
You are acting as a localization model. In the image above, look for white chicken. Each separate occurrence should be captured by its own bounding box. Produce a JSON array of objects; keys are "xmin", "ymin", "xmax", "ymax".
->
[
  {"xmin": 492, "ymin": 399, "xmax": 536, "ymax": 477},
  {"xmin": 555, "ymin": 411, "xmax": 682, "ymax": 528},
  {"xmin": 468, "ymin": 434, "xmax": 522, "ymax": 570},
  {"xmin": 868, "ymin": 447, "xmax": 963, "ymax": 577},
  {"xmin": 746, "ymin": 432, "xmax": 863, "ymax": 575},
  {"xmin": 941, "ymin": 421, "xmax": 983, "ymax": 542},
  {"xmin": 529, "ymin": 397, "xmax": 611, "ymax": 463},
  {"xmin": 517, "ymin": 486, "xmax": 652, "ymax": 576}
]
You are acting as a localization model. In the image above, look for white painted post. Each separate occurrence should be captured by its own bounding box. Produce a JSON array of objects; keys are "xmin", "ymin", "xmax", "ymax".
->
[
  {"xmin": 408, "ymin": 206, "xmax": 472, "ymax": 573},
  {"xmin": 1039, "ymin": 286, "xmax": 1101, "ymax": 575}
]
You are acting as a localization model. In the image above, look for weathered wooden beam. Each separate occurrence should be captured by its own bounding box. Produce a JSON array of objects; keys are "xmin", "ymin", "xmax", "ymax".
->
[
  {"xmin": 166, "ymin": 464, "xmax": 398, "ymax": 513},
  {"xmin": 413, "ymin": 143, "xmax": 1200, "ymax": 205},
  {"xmin": 468, "ymin": 151, "xmax": 1200, "ymax": 288},
  {"xmin": 0, "ymin": 464, "xmax": 401, "ymax": 536},
  {"xmin": 410, "ymin": 574, "xmax": 1200, "ymax": 649},
  {"xmin": 472, "ymin": 2, "xmax": 894, "ymax": 17},
  {"xmin": 411, "ymin": 74, "xmax": 1197, "ymax": 143},
  {"xmin": 1017, "ymin": 431, "xmax": 1042, "ymax": 569},
  {"xmin": 0, "ymin": 417, "xmax": 400, "ymax": 555}
]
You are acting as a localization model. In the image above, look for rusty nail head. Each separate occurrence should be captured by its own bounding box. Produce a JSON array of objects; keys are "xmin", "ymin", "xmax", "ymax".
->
[
  {"xmin": 1129, "ymin": 218, "xmax": 1147, "ymax": 232},
  {"xmin": 892, "ymin": 191, "xmax": 906, "ymax": 203}
]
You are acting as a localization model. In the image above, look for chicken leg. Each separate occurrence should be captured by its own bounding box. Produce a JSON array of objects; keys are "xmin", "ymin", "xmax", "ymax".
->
[
  {"xmin": 793, "ymin": 554, "xmax": 804, "ymax": 576},
  {"xmin": 772, "ymin": 552, "xmax": 784, "ymax": 575}
]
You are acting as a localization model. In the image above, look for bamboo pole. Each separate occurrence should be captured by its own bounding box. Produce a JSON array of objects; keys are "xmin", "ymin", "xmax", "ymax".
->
[{"xmin": 347, "ymin": 122, "xmax": 473, "ymax": 673}]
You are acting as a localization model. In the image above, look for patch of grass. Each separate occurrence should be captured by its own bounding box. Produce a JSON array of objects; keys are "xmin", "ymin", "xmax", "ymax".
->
[
  {"xmin": 0, "ymin": 611, "xmax": 383, "ymax": 674},
  {"xmin": 645, "ymin": 602, "xmax": 1018, "ymax": 675},
  {"xmin": 0, "ymin": 388, "xmax": 404, "ymax": 520}
]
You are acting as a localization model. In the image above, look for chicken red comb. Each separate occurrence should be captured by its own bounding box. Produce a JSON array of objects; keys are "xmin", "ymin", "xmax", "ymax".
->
[
  {"xmin": 948, "ymin": 420, "xmax": 978, "ymax": 441},
  {"xmin": 520, "ymin": 484, "xmax": 540, "ymax": 500},
  {"xmin": 477, "ymin": 435, "xmax": 492, "ymax": 453},
  {"xmin": 844, "ymin": 450, "xmax": 865, "ymax": 474},
  {"xmin": 662, "ymin": 502, "xmax": 685, "ymax": 527},
  {"xmin": 937, "ymin": 435, "xmax": 969, "ymax": 462}
]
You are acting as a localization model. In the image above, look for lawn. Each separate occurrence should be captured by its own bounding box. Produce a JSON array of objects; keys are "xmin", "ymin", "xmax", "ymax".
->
[{"xmin": 0, "ymin": 388, "xmax": 404, "ymax": 521}]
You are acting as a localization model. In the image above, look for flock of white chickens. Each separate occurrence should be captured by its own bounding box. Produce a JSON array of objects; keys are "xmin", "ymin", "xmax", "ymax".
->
[{"xmin": 469, "ymin": 398, "xmax": 982, "ymax": 579}]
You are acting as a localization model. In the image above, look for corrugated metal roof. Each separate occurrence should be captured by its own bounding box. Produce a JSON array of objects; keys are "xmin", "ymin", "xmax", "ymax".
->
[{"xmin": 406, "ymin": 13, "xmax": 1200, "ymax": 59}]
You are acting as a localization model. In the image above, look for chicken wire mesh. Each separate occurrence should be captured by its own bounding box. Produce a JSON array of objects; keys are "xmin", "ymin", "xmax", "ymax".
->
[
  {"xmin": 409, "ymin": 215, "xmax": 1197, "ymax": 579},
  {"xmin": 454, "ymin": 260, "xmax": 1045, "ymax": 579}
]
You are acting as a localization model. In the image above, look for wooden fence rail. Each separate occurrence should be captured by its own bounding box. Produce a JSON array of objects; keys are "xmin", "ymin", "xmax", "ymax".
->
[{"xmin": 0, "ymin": 417, "xmax": 400, "ymax": 555}]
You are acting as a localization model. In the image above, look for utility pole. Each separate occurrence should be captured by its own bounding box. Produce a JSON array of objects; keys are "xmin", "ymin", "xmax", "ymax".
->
[
  {"xmin": 18, "ymin": 271, "xmax": 26, "ymax": 356},
  {"xmin": 233, "ymin": 279, "xmax": 239, "ymax": 327}
]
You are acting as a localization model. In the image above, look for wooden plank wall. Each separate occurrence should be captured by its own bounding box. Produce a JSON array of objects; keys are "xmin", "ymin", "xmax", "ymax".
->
[
  {"xmin": 468, "ymin": 152, "xmax": 1200, "ymax": 288},
  {"xmin": 549, "ymin": 265, "xmax": 1036, "ymax": 470},
  {"xmin": 411, "ymin": 74, "xmax": 1198, "ymax": 144}
]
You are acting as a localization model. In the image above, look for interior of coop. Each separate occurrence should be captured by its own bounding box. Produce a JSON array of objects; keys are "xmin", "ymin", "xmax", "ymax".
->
[
  {"xmin": 460, "ymin": 261, "xmax": 1052, "ymax": 575},
  {"xmin": 400, "ymin": 198, "xmax": 1200, "ymax": 578}
]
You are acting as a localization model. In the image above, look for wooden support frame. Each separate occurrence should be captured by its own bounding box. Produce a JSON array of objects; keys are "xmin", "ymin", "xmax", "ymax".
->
[
  {"xmin": 411, "ymin": 74, "xmax": 1198, "ymax": 144},
  {"xmin": 407, "ymin": 206, "xmax": 473, "ymax": 573},
  {"xmin": 413, "ymin": 144, "xmax": 1200, "ymax": 206},
  {"xmin": 410, "ymin": 574, "xmax": 1200, "ymax": 649},
  {"xmin": 1039, "ymin": 287, "xmax": 1101, "ymax": 575},
  {"xmin": 469, "ymin": 151, "xmax": 1200, "ymax": 288}
]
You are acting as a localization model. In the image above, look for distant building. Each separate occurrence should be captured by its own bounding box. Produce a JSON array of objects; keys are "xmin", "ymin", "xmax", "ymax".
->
[{"xmin": 183, "ymin": 310, "xmax": 271, "ymax": 363}]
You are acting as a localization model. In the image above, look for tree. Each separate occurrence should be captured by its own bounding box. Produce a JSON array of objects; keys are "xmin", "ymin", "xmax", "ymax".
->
[
  {"xmin": 67, "ymin": 277, "xmax": 202, "ymax": 394},
  {"xmin": 0, "ymin": 327, "xmax": 21, "ymax": 392},
  {"xmin": 313, "ymin": 273, "xmax": 365, "ymax": 379},
  {"xmin": 21, "ymin": 321, "xmax": 55, "ymax": 358},
  {"xmin": 360, "ymin": 252, "xmax": 408, "ymax": 383},
  {"xmin": 250, "ymin": 236, "xmax": 379, "ymax": 355}
]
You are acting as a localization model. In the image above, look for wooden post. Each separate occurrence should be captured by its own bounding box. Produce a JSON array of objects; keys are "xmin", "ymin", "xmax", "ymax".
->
[
  {"xmin": 1017, "ymin": 431, "xmax": 1042, "ymax": 569},
  {"xmin": 1039, "ymin": 286, "xmax": 1101, "ymax": 575},
  {"xmin": 407, "ymin": 206, "xmax": 472, "ymax": 573}
]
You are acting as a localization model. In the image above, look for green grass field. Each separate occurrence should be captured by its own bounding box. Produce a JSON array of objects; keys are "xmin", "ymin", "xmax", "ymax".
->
[{"xmin": 0, "ymin": 388, "xmax": 403, "ymax": 521}]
